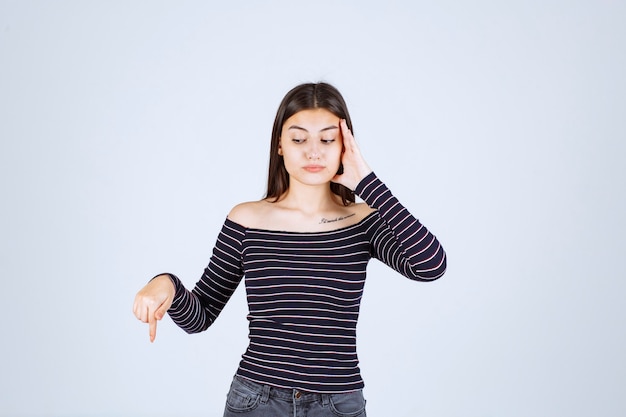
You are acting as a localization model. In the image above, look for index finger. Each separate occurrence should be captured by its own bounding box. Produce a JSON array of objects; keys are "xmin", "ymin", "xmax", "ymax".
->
[
  {"xmin": 340, "ymin": 119, "xmax": 358, "ymax": 151},
  {"xmin": 340, "ymin": 119, "xmax": 352, "ymax": 136},
  {"xmin": 148, "ymin": 308, "xmax": 158, "ymax": 343}
]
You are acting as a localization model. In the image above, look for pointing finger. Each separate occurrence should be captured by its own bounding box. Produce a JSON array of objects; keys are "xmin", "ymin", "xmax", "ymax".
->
[{"xmin": 148, "ymin": 308, "xmax": 157, "ymax": 343}]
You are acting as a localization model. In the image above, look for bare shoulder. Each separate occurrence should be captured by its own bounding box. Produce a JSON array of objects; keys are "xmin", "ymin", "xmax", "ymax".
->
[
  {"xmin": 351, "ymin": 201, "xmax": 376, "ymax": 220},
  {"xmin": 227, "ymin": 200, "xmax": 274, "ymax": 229}
]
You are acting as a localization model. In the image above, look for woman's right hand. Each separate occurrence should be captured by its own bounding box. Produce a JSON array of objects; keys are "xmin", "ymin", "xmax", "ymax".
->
[{"xmin": 133, "ymin": 274, "xmax": 175, "ymax": 342}]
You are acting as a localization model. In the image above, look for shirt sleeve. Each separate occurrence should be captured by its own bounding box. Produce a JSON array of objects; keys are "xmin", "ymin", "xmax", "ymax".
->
[
  {"xmin": 163, "ymin": 218, "xmax": 246, "ymax": 333},
  {"xmin": 355, "ymin": 172, "xmax": 447, "ymax": 281}
]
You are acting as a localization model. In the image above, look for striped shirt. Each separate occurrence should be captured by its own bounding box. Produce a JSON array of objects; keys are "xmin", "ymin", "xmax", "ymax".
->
[{"xmin": 166, "ymin": 172, "xmax": 446, "ymax": 393}]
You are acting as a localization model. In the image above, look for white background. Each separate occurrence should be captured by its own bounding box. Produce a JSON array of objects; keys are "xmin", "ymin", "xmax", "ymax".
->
[{"xmin": 1, "ymin": 1, "xmax": 625, "ymax": 416}]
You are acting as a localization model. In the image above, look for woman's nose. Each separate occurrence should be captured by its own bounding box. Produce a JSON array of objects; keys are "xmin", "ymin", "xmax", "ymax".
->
[{"xmin": 306, "ymin": 143, "xmax": 320, "ymax": 160}]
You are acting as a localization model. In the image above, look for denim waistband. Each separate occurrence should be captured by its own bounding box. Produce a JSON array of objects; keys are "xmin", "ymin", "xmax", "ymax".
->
[{"xmin": 234, "ymin": 375, "xmax": 331, "ymax": 404}]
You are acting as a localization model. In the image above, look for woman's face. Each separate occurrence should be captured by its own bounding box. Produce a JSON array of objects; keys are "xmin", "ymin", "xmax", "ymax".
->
[{"xmin": 279, "ymin": 108, "xmax": 343, "ymax": 187}]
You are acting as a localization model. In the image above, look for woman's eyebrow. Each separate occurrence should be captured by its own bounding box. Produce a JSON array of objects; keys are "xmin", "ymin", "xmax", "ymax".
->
[{"xmin": 288, "ymin": 125, "xmax": 339, "ymax": 132}]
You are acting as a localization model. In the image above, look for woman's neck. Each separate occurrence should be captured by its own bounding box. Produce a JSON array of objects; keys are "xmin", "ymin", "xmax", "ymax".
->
[{"xmin": 278, "ymin": 182, "xmax": 341, "ymax": 215}]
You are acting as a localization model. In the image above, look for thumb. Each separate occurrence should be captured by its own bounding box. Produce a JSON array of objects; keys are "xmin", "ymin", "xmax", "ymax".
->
[{"xmin": 154, "ymin": 301, "xmax": 169, "ymax": 321}]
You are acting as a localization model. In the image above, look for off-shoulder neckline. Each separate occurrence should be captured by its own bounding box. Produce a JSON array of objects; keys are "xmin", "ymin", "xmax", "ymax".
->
[{"xmin": 224, "ymin": 211, "xmax": 379, "ymax": 235}]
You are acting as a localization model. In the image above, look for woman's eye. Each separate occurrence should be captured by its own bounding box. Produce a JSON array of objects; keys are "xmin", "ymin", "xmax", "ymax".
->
[
  {"xmin": 321, "ymin": 139, "xmax": 335, "ymax": 144},
  {"xmin": 292, "ymin": 138, "xmax": 305, "ymax": 144}
]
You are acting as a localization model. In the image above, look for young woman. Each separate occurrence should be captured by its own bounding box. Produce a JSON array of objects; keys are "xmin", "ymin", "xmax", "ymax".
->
[{"xmin": 133, "ymin": 82, "xmax": 447, "ymax": 417}]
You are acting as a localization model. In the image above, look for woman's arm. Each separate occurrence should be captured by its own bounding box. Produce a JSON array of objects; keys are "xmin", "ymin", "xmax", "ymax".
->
[
  {"xmin": 167, "ymin": 219, "xmax": 246, "ymax": 333},
  {"xmin": 333, "ymin": 118, "xmax": 446, "ymax": 281},
  {"xmin": 133, "ymin": 219, "xmax": 246, "ymax": 341},
  {"xmin": 356, "ymin": 172, "xmax": 447, "ymax": 281}
]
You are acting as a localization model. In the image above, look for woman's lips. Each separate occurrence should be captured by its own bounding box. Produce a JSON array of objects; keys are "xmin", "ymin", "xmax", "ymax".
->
[{"xmin": 303, "ymin": 165, "xmax": 324, "ymax": 172}]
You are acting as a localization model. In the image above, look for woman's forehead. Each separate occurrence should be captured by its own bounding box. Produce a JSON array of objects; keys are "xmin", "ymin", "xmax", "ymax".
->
[{"xmin": 283, "ymin": 108, "xmax": 339, "ymax": 131}]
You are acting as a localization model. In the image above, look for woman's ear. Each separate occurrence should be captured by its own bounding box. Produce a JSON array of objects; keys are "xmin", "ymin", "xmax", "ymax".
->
[{"xmin": 278, "ymin": 139, "xmax": 283, "ymax": 155}]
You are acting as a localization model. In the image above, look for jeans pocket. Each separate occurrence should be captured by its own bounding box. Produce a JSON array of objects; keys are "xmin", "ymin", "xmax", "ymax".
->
[
  {"xmin": 329, "ymin": 390, "xmax": 367, "ymax": 417},
  {"xmin": 225, "ymin": 377, "xmax": 262, "ymax": 413}
]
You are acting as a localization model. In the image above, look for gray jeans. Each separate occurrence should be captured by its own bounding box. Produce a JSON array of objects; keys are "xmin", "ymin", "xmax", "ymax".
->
[{"xmin": 223, "ymin": 375, "xmax": 367, "ymax": 417}]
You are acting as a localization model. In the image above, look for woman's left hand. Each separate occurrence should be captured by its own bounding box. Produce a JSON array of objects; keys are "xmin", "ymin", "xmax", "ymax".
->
[{"xmin": 332, "ymin": 119, "xmax": 372, "ymax": 190}]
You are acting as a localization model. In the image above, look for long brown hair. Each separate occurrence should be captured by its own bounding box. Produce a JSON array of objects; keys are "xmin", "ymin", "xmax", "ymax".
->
[{"xmin": 265, "ymin": 82, "xmax": 355, "ymax": 205}]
